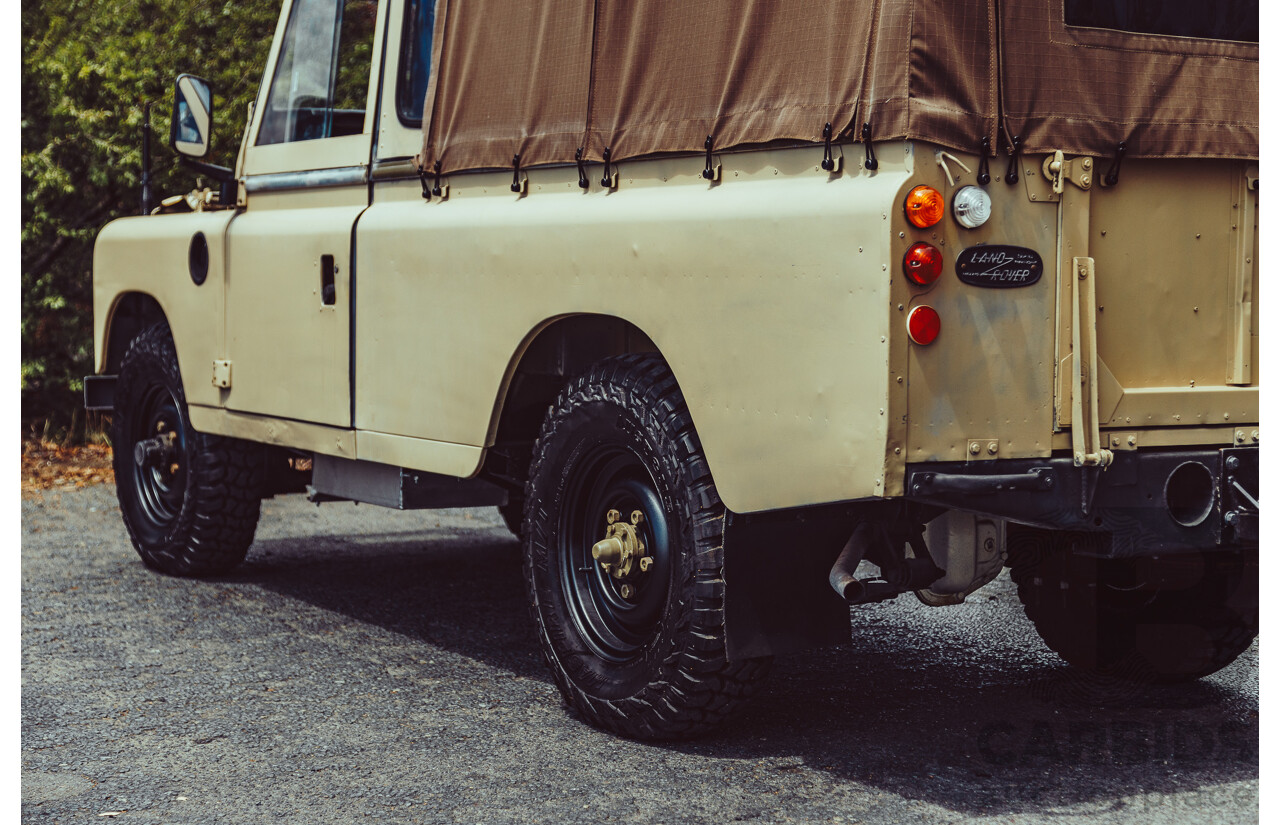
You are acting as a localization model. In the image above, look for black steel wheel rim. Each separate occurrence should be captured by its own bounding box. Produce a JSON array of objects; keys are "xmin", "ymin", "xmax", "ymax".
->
[
  {"xmin": 128, "ymin": 382, "xmax": 188, "ymax": 539},
  {"xmin": 558, "ymin": 444, "xmax": 672, "ymax": 663}
]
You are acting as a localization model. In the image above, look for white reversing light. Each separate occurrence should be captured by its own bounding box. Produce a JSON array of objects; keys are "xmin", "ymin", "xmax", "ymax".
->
[{"xmin": 952, "ymin": 185, "xmax": 992, "ymax": 229}]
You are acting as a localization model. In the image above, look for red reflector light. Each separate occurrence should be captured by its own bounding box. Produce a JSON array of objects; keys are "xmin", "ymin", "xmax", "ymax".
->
[
  {"xmin": 904, "ymin": 185, "xmax": 945, "ymax": 228},
  {"xmin": 907, "ymin": 305, "xmax": 941, "ymax": 345},
  {"xmin": 903, "ymin": 242, "xmax": 944, "ymax": 286}
]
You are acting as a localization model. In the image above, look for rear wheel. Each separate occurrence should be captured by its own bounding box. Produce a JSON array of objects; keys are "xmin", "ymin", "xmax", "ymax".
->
[
  {"xmin": 523, "ymin": 354, "xmax": 770, "ymax": 739},
  {"xmin": 112, "ymin": 323, "xmax": 265, "ymax": 576},
  {"xmin": 1007, "ymin": 525, "xmax": 1257, "ymax": 682}
]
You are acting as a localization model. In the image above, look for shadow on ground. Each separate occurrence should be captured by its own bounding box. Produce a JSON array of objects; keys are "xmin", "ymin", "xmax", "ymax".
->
[{"xmin": 225, "ymin": 526, "xmax": 1258, "ymax": 816}]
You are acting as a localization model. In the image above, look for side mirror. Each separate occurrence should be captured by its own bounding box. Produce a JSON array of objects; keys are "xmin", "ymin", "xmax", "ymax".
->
[{"xmin": 171, "ymin": 74, "xmax": 213, "ymax": 159}]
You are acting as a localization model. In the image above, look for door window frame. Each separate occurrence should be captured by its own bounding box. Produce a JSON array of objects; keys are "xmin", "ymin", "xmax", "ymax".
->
[
  {"xmin": 240, "ymin": 0, "xmax": 388, "ymax": 177},
  {"xmin": 373, "ymin": 0, "xmax": 431, "ymax": 165}
]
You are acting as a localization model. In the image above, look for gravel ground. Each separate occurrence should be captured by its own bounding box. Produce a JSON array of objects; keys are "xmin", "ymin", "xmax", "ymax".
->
[{"xmin": 22, "ymin": 484, "xmax": 1258, "ymax": 824}]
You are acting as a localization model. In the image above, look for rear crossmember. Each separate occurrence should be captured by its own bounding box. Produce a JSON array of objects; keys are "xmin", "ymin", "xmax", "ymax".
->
[{"xmin": 905, "ymin": 447, "xmax": 1259, "ymax": 556}]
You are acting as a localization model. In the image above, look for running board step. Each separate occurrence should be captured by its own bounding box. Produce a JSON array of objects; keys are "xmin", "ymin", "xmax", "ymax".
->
[{"xmin": 308, "ymin": 455, "xmax": 508, "ymax": 510}]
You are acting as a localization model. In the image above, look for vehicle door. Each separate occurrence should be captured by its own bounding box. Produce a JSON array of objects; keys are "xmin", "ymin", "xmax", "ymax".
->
[{"xmin": 224, "ymin": 0, "xmax": 384, "ymax": 427}]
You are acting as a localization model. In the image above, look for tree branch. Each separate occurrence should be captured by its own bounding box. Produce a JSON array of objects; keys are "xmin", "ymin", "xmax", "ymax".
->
[
  {"xmin": 22, "ymin": 234, "xmax": 71, "ymax": 279},
  {"xmin": 22, "ymin": 196, "xmax": 121, "ymax": 278}
]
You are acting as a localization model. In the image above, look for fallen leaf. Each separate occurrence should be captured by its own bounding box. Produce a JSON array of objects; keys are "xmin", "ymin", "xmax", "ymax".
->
[{"xmin": 22, "ymin": 440, "xmax": 115, "ymax": 492}]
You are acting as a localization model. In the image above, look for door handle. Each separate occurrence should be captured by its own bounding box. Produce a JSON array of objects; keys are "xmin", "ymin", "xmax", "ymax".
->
[{"xmin": 320, "ymin": 254, "xmax": 336, "ymax": 305}]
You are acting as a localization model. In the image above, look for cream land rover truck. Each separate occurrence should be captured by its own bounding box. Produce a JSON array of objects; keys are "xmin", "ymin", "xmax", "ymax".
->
[{"xmin": 87, "ymin": 0, "xmax": 1258, "ymax": 738}]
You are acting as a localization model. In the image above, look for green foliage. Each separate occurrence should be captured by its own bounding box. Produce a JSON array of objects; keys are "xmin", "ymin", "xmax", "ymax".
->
[{"xmin": 22, "ymin": 0, "xmax": 279, "ymax": 439}]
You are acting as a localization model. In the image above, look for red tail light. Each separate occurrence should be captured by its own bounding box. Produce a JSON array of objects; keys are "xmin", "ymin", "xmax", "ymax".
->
[
  {"xmin": 907, "ymin": 305, "xmax": 941, "ymax": 345},
  {"xmin": 903, "ymin": 243, "xmax": 944, "ymax": 286}
]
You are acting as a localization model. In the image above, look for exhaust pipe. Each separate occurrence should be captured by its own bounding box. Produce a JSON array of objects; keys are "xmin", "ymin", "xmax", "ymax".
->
[
  {"xmin": 829, "ymin": 521, "xmax": 944, "ymax": 604},
  {"xmin": 828, "ymin": 523, "xmax": 870, "ymax": 600}
]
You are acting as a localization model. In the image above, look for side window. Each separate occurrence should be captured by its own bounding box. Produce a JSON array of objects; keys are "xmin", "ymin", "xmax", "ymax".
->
[
  {"xmin": 258, "ymin": 0, "xmax": 379, "ymax": 146},
  {"xmin": 1064, "ymin": 0, "xmax": 1258, "ymax": 42},
  {"xmin": 396, "ymin": 0, "xmax": 435, "ymax": 125}
]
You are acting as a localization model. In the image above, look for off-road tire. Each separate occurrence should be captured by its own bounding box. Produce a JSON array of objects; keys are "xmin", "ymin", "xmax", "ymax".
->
[
  {"xmin": 112, "ymin": 322, "xmax": 264, "ymax": 577},
  {"xmin": 523, "ymin": 354, "xmax": 770, "ymax": 739},
  {"xmin": 1007, "ymin": 525, "xmax": 1257, "ymax": 682}
]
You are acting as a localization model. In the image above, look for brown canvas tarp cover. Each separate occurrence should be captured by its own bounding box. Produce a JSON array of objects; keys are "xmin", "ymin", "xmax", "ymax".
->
[{"xmin": 418, "ymin": 0, "xmax": 1257, "ymax": 174}]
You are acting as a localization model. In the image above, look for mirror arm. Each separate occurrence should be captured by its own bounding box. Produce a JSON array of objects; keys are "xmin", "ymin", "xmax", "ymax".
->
[{"xmin": 179, "ymin": 157, "xmax": 236, "ymax": 205}]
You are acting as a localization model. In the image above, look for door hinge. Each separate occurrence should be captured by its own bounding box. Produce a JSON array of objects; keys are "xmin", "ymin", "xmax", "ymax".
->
[{"xmin": 212, "ymin": 360, "xmax": 232, "ymax": 388}]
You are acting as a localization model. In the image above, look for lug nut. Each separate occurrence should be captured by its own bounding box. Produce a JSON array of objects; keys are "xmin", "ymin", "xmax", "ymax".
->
[
  {"xmin": 639, "ymin": 557, "xmax": 653, "ymax": 572},
  {"xmin": 620, "ymin": 584, "xmax": 635, "ymax": 599}
]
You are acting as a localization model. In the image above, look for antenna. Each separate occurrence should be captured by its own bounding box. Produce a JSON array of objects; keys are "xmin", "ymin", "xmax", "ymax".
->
[{"xmin": 140, "ymin": 102, "xmax": 153, "ymax": 215}]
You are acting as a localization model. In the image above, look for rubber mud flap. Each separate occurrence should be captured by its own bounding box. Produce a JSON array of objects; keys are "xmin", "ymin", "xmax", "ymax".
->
[{"xmin": 723, "ymin": 509, "xmax": 856, "ymax": 660}]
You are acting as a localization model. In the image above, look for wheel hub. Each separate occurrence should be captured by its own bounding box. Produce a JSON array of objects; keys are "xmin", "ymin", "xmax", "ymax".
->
[
  {"xmin": 592, "ymin": 508, "xmax": 652, "ymax": 594},
  {"xmin": 134, "ymin": 429, "xmax": 178, "ymax": 470}
]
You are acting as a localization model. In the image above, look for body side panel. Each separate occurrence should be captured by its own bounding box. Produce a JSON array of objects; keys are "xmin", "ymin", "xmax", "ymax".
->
[
  {"xmin": 355, "ymin": 145, "xmax": 911, "ymax": 513},
  {"xmin": 93, "ymin": 211, "xmax": 236, "ymax": 409}
]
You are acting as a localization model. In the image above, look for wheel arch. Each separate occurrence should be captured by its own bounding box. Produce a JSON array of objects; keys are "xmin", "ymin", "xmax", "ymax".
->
[
  {"xmin": 101, "ymin": 291, "xmax": 169, "ymax": 374},
  {"xmin": 485, "ymin": 313, "xmax": 661, "ymax": 452}
]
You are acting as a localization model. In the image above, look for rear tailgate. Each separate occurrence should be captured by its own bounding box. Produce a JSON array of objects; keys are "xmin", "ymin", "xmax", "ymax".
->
[{"xmin": 1067, "ymin": 159, "xmax": 1259, "ymax": 446}]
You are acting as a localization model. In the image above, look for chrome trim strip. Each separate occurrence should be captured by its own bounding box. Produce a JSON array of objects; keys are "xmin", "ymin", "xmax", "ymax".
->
[{"xmin": 243, "ymin": 166, "xmax": 368, "ymax": 193}]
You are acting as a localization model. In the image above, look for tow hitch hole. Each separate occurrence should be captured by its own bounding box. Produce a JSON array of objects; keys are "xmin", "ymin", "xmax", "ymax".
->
[{"xmin": 1165, "ymin": 461, "xmax": 1215, "ymax": 528}]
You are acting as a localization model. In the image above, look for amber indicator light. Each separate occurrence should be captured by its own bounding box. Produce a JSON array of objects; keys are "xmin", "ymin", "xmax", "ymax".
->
[
  {"xmin": 907, "ymin": 305, "xmax": 941, "ymax": 345},
  {"xmin": 903, "ymin": 242, "xmax": 944, "ymax": 286},
  {"xmin": 904, "ymin": 185, "xmax": 945, "ymax": 228}
]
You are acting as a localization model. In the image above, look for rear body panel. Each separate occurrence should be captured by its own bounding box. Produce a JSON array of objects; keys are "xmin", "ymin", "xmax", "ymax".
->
[
  {"xmin": 896, "ymin": 149, "xmax": 1061, "ymax": 468},
  {"xmin": 900, "ymin": 155, "xmax": 1257, "ymax": 464}
]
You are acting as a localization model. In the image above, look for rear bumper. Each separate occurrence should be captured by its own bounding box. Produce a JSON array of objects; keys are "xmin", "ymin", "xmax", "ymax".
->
[{"xmin": 905, "ymin": 446, "xmax": 1258, "ymax": 556}]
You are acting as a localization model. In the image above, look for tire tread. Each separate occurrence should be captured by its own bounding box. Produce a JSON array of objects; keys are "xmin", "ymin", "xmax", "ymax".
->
[
  {"xmin": 523, "ymin": 353, "xmax": 769, "ymax": 739},
  {"xmin": 112, "ymin": 323, "xmax": 263, "ymax": 577}
]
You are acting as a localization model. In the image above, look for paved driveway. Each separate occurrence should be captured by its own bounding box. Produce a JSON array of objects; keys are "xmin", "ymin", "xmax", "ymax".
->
[{"xmin": 22, "ymin": 484, "xmax": 1258, "ymax": 824}]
